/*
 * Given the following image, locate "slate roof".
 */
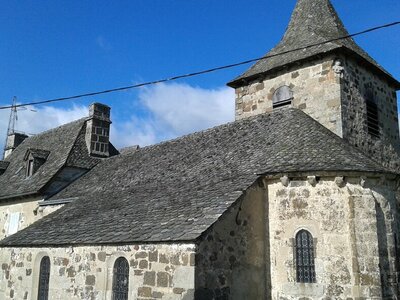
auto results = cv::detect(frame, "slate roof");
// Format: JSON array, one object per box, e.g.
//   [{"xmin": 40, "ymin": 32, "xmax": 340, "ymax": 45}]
[
  {"xmin": 0, "ymin": 119, "xmax": 101, "ymax": 200},
  {"xmin": 0, "ymin": 108, "xmax": 392, "ymax": 247},
  {"xmin": 228, "ymin": 0, "xmax": 399, "ymax": 88}
]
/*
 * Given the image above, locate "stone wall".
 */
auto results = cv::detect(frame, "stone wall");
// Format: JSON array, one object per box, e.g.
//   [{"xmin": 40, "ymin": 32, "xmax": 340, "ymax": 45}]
[
  {"xmin": 0, "ymin": 243, "xmax": 195, "ymax": 300},
  {"xmin": 234, "ymin": 54, "xmax": 400, "ymax": 170},
  {"xmin": 266, "ymin": 174, "xmax": 400, "ymax": 299},
  {"xmin": 341, "ymin": 56, "xmax": 400, "ymax": 170},
  {"xmin": 195, "ymin": 182, "xmax": 269, "ymax": 300},
  {"xmin": 234, "ymin": 55, "xmax": 343, "ymax": 136},
  {"xmin": 0, "ymin": 198, "xmax": 62, "ymax": 240}
]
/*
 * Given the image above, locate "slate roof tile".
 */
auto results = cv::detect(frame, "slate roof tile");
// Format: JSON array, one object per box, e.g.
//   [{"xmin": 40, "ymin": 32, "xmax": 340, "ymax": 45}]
[
  {"xmin": 0, "ymin": 108, "xmax": 393, "ymax": 247},
  {"xmin": 0, "ymin": 118, "xmax": 116, "ymax": 200},
  {"xmin": 0, "ymin": 119, "xmax": 87, "ymax": 199}
]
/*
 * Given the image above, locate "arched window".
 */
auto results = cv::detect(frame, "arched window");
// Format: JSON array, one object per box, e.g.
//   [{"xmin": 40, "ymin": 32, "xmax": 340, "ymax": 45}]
[
  {"xmin": 272, "ymin": 85, "xmax": 293, "ymax": 109},
  {"xmin": 37, "ymin": 256, "xmax": 50, "ymax": 300},
  {"xmin": 112, "ymin": 257, "xmax": 129, "ymax": 300},
  {"xmin": 295, "ymin": 230, "xmax": 316, "ymax": 283}
]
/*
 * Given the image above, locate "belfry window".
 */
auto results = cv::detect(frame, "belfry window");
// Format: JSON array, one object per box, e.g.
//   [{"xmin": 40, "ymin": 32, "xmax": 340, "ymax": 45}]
[
  {"xmin": 112, "ymin": 257, "xmax": 129, "ymax": 300},
  {"xmin": 273, "ymin": 85, "xmax": 293, "ymax": 109},
  {"xmin": 295, "ymin": 230, "xmax": 316, "ymax": 283},
  {"xmin": 37, "ymin": 256, "xmax": 50, "ymax": 300},
  {"xmin": 366, "ymin": 90, "xmax": 380, "ymax": 138}
]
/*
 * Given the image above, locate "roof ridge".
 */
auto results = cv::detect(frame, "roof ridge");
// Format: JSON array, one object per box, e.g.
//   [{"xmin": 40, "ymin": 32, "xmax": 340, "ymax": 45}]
[
  {"xmin": 121, "ymin": 109, "xmax": 284, "ymax": 156},
  {"xmin": 26, "ymin": 117, "xmax": 86, "ymax": 141}
]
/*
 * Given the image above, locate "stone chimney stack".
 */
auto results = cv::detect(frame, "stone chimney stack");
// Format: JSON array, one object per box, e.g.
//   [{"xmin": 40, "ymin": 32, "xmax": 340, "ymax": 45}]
[
  {"xmin": 4, "ymin": 133, "xmax": 28, "ymax": 159},
  {"xmin": 85, "ymin": 103, "xmax": 111, "ymax": 157}
]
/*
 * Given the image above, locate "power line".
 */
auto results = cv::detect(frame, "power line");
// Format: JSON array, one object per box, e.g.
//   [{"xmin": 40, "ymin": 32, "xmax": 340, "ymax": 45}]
[{"xmin": 0, "ymin": 21, "xmax": 399, "ymax": 111}]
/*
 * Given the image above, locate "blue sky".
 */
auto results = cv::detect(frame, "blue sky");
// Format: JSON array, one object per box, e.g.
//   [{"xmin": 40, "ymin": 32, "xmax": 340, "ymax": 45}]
[{"xmin": 0, "ymin": 0, "xmax": 399, "ymax": 151}]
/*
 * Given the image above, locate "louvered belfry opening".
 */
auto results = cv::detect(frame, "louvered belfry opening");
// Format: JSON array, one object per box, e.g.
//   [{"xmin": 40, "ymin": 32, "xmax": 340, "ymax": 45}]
[
  {"xmin": 37, "ymin": 256, "xmax": 50, "ymax": 300},
  {"xmin": 366, "ymin": 96, "xmax": 380, "ymax": 138},
  {"xmin": 295, "ymin": 230, "xmax": 316, "ymax": 283},
  {"xmin": 273, "ymin": 86, "xmax": 293, "ymax": 109},
  {"xmin": 112, "ymin": 257, "xmax": 129, "ymax": 300}
]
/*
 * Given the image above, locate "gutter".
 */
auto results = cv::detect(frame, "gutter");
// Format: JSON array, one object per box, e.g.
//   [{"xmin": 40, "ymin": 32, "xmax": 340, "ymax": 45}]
[{"xmin": 38, "ymin": 197, "xmax": 78, "ymax": 207}]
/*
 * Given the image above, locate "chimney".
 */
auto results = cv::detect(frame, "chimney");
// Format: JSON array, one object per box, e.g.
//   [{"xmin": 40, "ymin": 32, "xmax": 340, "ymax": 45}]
[
  {"xmin": 85, "ymin": 103, "xmax": 111, "ymax": 157},
  {"xmin": 4, "ymin": 133, "xmax": 28, "ymax": 159}
]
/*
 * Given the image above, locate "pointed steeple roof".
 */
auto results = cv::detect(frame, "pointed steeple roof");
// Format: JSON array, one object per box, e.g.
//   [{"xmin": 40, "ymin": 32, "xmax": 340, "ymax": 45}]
[{"xmin": 228, "ymin": 0, "xmax": 399, "ymax": 88}]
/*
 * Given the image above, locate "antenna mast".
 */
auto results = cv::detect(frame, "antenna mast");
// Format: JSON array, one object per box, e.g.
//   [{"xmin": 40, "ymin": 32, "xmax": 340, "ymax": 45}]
[
  {"xmin": 2, "ymin": 97, "xmax": 18, "ymax": 159},
  {"xmin": 7, "ymin": 96, "xmax": 18, "ymax": 136},
  {"xmin": 2, "ymin": 97, "xmax": 36, "ymax": 159}
]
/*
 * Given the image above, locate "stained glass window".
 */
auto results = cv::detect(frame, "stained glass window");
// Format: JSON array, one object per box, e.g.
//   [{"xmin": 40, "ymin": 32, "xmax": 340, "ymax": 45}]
[
  {"xmin": 112, "ymin": 257, "xmax": 129, "ymax": 300},
  {"xmin": 295, "ymin": 230, "xmax": 316, "ymax": 283},
  {"xmin": 37, "ymin": 256, "xmax": 50, "ymax": 300}
]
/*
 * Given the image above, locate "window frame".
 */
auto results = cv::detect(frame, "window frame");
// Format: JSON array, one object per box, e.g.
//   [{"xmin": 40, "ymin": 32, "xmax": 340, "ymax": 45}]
[
  {"xmin": 294, "ymin": 229, "xmax": 316, "ymax": 283},
  {"xmin": 112, "ymin": 257, "xmax": 130, "ymax": 300},
  {"xmin": 37, "ymin": 256, "xmax": 50, "ymax": 300},
  {"xmin": 26, "ymin": 159, "xmax": 34, "ymax": 177},
  {"xmin": 365, "ymin": 90, "xmax": 380, "ymax": 138},
  {"xmin": 272, "ymin": 85, "xmax": 293, "ymax": 109}
]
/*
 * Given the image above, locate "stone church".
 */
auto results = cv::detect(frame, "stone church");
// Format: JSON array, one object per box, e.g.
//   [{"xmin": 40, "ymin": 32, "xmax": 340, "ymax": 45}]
[{"xmin": 0, "ymin": 0, "xmax": 399, "ymax": 299}]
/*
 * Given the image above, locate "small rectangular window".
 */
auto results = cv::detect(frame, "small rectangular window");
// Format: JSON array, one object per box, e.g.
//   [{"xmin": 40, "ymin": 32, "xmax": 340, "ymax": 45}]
[
  {"xmin": 6, "ymin": 212, "xmax": 20, "ymax": 236},
  {"xmin": 27, "ymin": 159, "xmax": 34, "ymax": 177}
]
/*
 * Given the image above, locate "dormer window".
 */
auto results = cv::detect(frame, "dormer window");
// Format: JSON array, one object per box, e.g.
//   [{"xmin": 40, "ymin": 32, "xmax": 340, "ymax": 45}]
[
  {"xmin": 273, "ymin": 85, "xmax": 293, "ymax": 109},
  {"xmin": 24, "ymin": 148, "xmax": 50, "ymax": 177}
]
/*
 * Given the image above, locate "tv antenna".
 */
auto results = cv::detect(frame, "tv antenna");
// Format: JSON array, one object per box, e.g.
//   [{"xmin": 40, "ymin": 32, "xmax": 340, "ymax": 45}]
[{"xmin": 3, "ymin": 96, "xmax": 36, "ymax": 159}]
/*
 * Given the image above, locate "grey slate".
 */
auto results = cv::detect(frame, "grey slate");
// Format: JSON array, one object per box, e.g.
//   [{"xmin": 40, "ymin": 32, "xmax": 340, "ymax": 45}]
[
  {"xmin": 0, "ymin": 108, "xmax": 392, "ymax": 247},
  {"xmin": 228, "ymin": 0, "xmax": 399, "ymax": 88},
  {"xmin": 0, "ymin": 119, "xmax": 103, "ymax": 200},
  {"xmin": 24, "ymin": 149, "xmax": 50, "ymax": 160}
]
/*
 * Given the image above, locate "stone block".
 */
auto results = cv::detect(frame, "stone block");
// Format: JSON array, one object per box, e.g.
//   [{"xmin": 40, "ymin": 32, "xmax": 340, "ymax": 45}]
[
  {"xmin": 85, "ymin": 275, "xmax": 96, "ymax": 286},
  {"xmin": 138, "ymin": 287, "xmax": 152, "ymax": 297},
  {"xmin": 152, "ymin": 291, "xmax": 164, "ymax": 298},
  {"xmin": 157, "ymin": 272, "xmax": 170, "ymax": 287},
  {"xmin": 135, "ymin": 251, "xmax": 148, "ymax": 259},
  {"xmin": 144, "ymin": 271, "xmax": 156, "ymax": 286},
  {"xmin": 159, "ymin": 254, "xmax": 169, "ymax": 264},
  {"xmin": 97, "ymin": 252, "xmax": 106, "ymax": 262},
  {"xmin": 139, "ymin": 260, "xmax": 148, "ymax": 269},
  {"xmin": 148, "ymin": 251, "xmax": 158, "ymax": 262}
]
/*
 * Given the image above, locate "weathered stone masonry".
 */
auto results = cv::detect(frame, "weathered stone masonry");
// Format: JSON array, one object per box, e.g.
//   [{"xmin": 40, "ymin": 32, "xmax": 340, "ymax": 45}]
[
  {"xmin": 0, "ymin": 198, "xmax": 61, "ymax": 241},
  {"xmin": 195, "ymin": 183, "xmax": 268, "ymax": 300},
  {"xmin": 234, "ymin": 54, "xmax": 342, "ymax": 136},
  {"xmin": 340, "ymin": 56, "xmax": 400, "ymax": 170},
  {"xmin": 234, "ymin": 54, "xmax": 400, "ymax": 170},
  {"xmin": 266, "ymin": 174, "xmax": 400, "ymax": 299},
  {"xmin": 0, "ymin": 244, "xmax": 196, "ymax": 300}
]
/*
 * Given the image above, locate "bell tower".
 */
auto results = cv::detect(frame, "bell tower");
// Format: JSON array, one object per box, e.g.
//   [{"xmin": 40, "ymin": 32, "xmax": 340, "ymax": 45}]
[{"xmin": 228, "ymin": 0, "xmax": 400, "ymax": 170}]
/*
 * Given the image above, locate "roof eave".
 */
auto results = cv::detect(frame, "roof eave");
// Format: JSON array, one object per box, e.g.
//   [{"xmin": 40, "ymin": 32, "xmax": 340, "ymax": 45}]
[
  {"xmin": 0, "ymin": 191, "xmax": 40, "ymax": 202},
  {"xmin": 227, "ymin": 48, "xmax": 400, "ymax": 90}
]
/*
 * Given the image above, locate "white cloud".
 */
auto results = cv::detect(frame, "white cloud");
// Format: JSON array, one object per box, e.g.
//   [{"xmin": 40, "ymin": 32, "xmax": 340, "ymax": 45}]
[
  {"xmin": 110, "ymin": 83, "xmax": 234, "ymax": 148},
  {"xmin": 0, "ymin": 83, "xmax": 235, "ymax": 155},
  {"xmin": 0, "ymin": 104, "xmax": 88, "ymax": 155}
]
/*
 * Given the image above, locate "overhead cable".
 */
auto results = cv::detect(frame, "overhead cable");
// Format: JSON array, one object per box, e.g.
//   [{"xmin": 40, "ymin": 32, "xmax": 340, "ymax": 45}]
[{"xmin": 0, "ymin": 21, "xmax": 399, "ymax": 110}]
